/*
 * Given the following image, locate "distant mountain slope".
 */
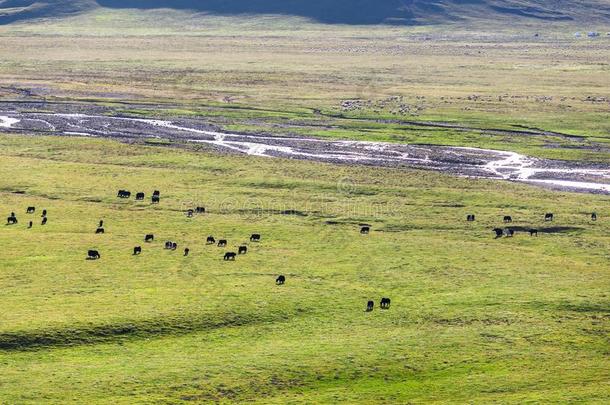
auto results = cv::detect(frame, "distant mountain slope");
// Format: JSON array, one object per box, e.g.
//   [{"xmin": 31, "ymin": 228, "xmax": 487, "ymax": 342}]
[
  {"xmin": 1, "ymin": 0, "xmax": 609, "ymax": 25},
  {"xmin": 0, "ymin": 0, "xmax": 95, "ymax": 24}
]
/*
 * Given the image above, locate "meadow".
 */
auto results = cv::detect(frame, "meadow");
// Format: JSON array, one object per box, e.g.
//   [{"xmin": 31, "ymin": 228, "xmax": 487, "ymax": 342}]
[
  {"xmin": 0, "ymin": 134, "xmax": 608, "ymax": 403},
  {"xmin": 0, "ymin": 7, "xmax": 608, "ymax": 403}
]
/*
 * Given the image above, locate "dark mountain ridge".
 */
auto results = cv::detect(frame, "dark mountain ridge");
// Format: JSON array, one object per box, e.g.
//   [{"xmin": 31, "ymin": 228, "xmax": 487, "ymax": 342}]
[{"xmin": 1, "ymin": 0, "xmax": 609, "ymax": 25}]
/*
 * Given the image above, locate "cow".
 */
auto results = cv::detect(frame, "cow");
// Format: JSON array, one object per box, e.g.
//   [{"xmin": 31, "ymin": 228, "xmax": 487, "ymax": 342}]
[
  {"xmin": 360, "ymin": 226, "xmax": 370, "ymax": 234},
  {"xmin": 224, "ymin": 252, "xmax": 237, "ymax": 261},
  {"xmin": 145, "ymin": 234, "xmax": 154, "ymax": 242},
  {"xmin": 545, "ymin": 213, "xmax": 554, "ymax": 221},
  {"xmin": 366, "ymin": 300, "xmax": 374, "ymax": 312},
  {"xmin": 529, "ymin": 229, "xmax": 538, "ymax": 237},
  {"xmin": 6, "ymin": 216, "xmax": 17, "ymax": 225},
  {"xmin": 186, "ymin": 209, "xmax": 194, "ymax": 218},
  {"xmin": 276, "ymin": 275, "xmax": 286, "ymax": 285},
  {"xmin": 41, "ymin": 217, "xmax": 47, "ymax": 226},
  {"xmin": 195, "ymin": 207, "xmax": 205, "ymax": 214},
  {"xmin": 466, "ymin": 214, "xmax": 475, "ymax": 222},
  {"xmin": 206, "ymin": 236, "xmax": 216, "ymax": 245},
  {"xmin": 493, "ymin": 228, "xmax": 504, "ymax": 238},
  {"xmin": 250, "ymin": 234, "xmax": 261, "ymax": 242},
  {"xmin": 133, "ymin": 246, "xmax": 142, "ymax": 255},
  {"xmin": 503, "ymin": 216, "xmax": 512, "ymax": 223},
  {"xmin": 41, "ymin": 209, "xmax": 47, "ymax": 217},
  {"xmin": 591, "ymin": 213, "xmax": 597, "ymax": 221},
  {"xmin": 87, "ymin": 250, "xmax": 101, "ymax": 260},
  {"xmin": 151, "ymin": 195, "xmax": 160, "ymax": 204},
  {"xmin": 380, "ymin": 298, "xmax": 391, "ymax": 309},
  {"xmin": 117, "ymin": 190, "xmax": 131, "ymax": 199},
  {"xmin": 96, "ymin": 227, "xmax": 105, "ymax": 234},
  {"xmin": 184, "ymin": 248, "xmax": 190, "ymax": 257},
  {"xmin": 238, "ymin": 246, "xmax": 248, "ymax": 255},
  {"xmin": 135, "ymin": 192, "xmax": 145, "ymax": 201},
  {"xmin": 26, "ymin": 207, "xmax": 35, "ymax": 214},
  {"xmin": 505, "ymin": 229, "xmax": 515, "ymax": 237},
  {"xmin": 217, "ymin": 240, "xmax": 227, "ymax": 247}
]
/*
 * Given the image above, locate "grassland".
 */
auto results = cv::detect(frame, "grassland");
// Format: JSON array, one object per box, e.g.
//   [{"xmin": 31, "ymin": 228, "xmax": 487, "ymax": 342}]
[
  {"xmin": 0, "ymin": 9, "xmax": 609, "ymax": 161},
  {"xmin": 0, "ymin": 8, "xmax": 608, "ymax": 403},
  {"xmin": 0, "ymin": 134, "xmax": 608, "ymax": 403}
]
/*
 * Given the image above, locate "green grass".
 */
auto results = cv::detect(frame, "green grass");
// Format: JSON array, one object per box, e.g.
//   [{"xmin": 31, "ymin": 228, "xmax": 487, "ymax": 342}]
[{"xmin": 0, "ymin": 134, "xmax": 608, "ymax": 403}]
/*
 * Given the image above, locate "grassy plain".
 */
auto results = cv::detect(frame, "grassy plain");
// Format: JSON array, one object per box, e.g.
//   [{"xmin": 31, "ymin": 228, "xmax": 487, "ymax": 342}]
[
  {"xmin": 0, "ymin": 134, "xmax": 608, "ymax": 403},
  {"xmin": 0, "ymin": 8, "xmax": 608, "ymax": 403}
]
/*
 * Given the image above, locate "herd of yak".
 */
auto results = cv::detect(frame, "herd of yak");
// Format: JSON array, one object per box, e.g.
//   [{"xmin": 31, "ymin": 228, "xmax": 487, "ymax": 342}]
[
  {"xmin": 466, "ymin": 212, "xmax": 598, "ymax": 238},
  {"xmin": 4, "ymin": 189, "xmax": 602, "ymax": 312}
]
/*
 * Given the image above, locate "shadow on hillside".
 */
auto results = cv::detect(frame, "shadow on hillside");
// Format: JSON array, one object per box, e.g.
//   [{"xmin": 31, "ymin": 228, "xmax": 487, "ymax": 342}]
[
  {"xmin": 0, "ymin": 309, "xmax": 303, "ymax": 351},
  {"xmin": 95, "ymin": 0, "xmax": 428, "ymax": 25}
]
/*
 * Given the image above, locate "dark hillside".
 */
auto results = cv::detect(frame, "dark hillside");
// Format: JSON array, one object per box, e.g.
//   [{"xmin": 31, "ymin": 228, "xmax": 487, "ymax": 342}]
[{"xmin": 1, "ymin": 0, "xmax": 609, "ymax": 25}]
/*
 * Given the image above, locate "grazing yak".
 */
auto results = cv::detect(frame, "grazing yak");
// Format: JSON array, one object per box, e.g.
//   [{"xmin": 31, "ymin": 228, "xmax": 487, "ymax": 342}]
[
  {"xmin": 145, "ymin": 234, "xmax": 154, "ymax": 242},
  {"xmin": 28, "ymin": 221, "xmax": 33, "ymax": 229},
  {"xmin": 7, "ymin": 215, "xmax": 17, "ymax": 225},
  {"xmin": 195, "ymin": 207, "xmax": 205, "ymax": 214},
  {"xmin": 41, "ymin": 217, "xmax": 48, "ymax": 226},
  {"xmin": 217, "ymin": 239, "xmax": 227, "ymax": 247},
  {"xmin": 26, "ymin": 206, "xmax": 35, "ymax": 214},
  {"xmin": 186, "ymin": 209, "xmax": 194, "ymax": 218},
  {"xmin": 87, "ymin": 250, "xmax": 101, "ymax": 260},
  {"xmin": 206, "ymin": 236, "xmax": 216, "ymax": 245},
  {"xmin": 164, "ymin": 242, "xmax": 178, "ymax": 250},
  {"xmin": 184, "ymin": 248, "xmax": 190, "ymax": 257},
  {"xmin": 380, "ymin": 298, "xmax": 391, "ymax": 309},
  {"xmin": 224, "ymin": 252, "xmax": 237, "ymax": 261},
  {"xmin": 276, "ymin": 275, "xmax": 286, "ymax": 285},
  {"xmin": 466, "ymin": 214, "xmax": 475, "ymax": 222},
  {"xmin": 117, "ymin": 190, "xmax": 131, "ymax": 199},
  {"xmin": 360, "ymin": 226, "xmax": 370, "ymax": 234},
  {"xmin": 135, "ymin": 192, "xmax": 145, "ymax": 201},
  {"xmin": 493, "ymin": 228, "xmax": 504, "ymax": 238},
  {"xmin": 41, "ymin": 209, "xmax": 47, "ymax": 217},
  {"xmin": 503, "ymin": 216, "xmax": 512, "ymax": 223},
  {"xmin": 133, "ymin": 246, "xmax": 142, "ymax": 255},
  {"xmin": 505, "ymin": 229, "xmax": 515, "ymax": 237},
  {"xmin": 96, "ymin": 227, "xmax": 105, "ymax": 234},
  {"xmin": 545, "ymin": 213, "xmax": 554, "ymax": 221},
  {"xmin": 592, "ymin": 213, "xmax": 597, "ymax": 221},
  {"xmin": 238, "ymin": 246, "xmax": 248, "ymax": 255},
  {"xmin": 366, "ymin": 300, "xmax": 374, "ymax": 312},
  {"xmin": 99, "ymin": 220, "xmax": 104, "ymax": 227},
  {"xmin": 151, "ymin": 195, "xmax": 160, "ymax": 204},
  {"xmin": 529, "ymin": 229, "xmax": 538, "ymax": 237},
  {"xmin": 250, "ymin": 234, "xmax": 261, "ymax": 242},
  {"xmin": 153, "ymin": 190, "xmax": 160, "ymax": 197}
]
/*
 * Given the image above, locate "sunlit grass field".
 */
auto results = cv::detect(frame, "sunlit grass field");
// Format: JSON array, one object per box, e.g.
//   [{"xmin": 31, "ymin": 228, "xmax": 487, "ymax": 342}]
[{"xmin": 0, "ymin": 134, "xmax": 608, "ymax": 403}]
